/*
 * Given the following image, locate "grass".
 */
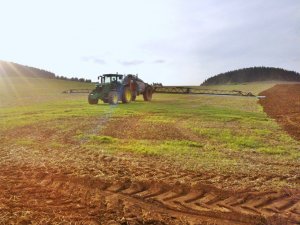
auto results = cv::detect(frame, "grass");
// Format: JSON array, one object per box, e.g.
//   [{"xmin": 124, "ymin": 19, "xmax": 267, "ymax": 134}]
[
  {"xmin": 0, "ymin": 76, "xmax": 299, "ymax": 189},
  {"xmin": 199, "ymin": 81, "xmax": 291, "ymax": 95}
]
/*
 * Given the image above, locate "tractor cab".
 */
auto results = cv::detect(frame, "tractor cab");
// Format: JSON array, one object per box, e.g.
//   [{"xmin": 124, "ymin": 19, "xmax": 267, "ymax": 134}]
[{"xmin": 98, "ymin": 74, "xmax": 123, "ymax": 84}]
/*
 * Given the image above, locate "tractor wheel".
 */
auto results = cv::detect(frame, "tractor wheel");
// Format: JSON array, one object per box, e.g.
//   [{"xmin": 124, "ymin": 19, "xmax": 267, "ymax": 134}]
[
  {"xmin": 131, "ymin": 95, "xmax": 136, "ymax": 101},
  {"xmin": 143, "ymin": 86, "xmax": 153, "ymax": 101},
  {"xmin": 131, "ymin": 91, "xmax": 137, "ymax": 101},
  {"xmin": 122, "ymin": 86, "xmax": 132, "ymax": 103},
  {"xmin": 88, "ymin": 97, "xmax": 98, "ymax": 104},
  {"xmin": 108, "ymin": 91, "xmax": 118, "ymax": 105}
]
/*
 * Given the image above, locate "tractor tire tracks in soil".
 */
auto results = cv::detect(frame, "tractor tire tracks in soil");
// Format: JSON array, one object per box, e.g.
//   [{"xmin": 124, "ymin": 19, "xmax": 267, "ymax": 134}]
[{"xmin": 0, "ymin": 165, "xmax": 299, "ymax": 224}]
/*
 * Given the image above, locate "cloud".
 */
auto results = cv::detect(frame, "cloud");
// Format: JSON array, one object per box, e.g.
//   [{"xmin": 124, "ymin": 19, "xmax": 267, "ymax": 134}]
[
  {"xmin": 153, "ymin": 59, "xmax": 165, "ymax": 64},
  {"xmin": 118, "ymin": 60, "xmax": 144, "ymax": 66},
  {"xmin": 93, "ymin": 58, "xmax": 106, "ymax": 65},
  {"xmin": 81, "ymin": 56, "xmax": 106, "ymax": 65}
]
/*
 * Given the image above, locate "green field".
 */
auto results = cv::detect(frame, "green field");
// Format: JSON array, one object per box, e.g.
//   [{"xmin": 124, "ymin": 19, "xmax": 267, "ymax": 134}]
[{"xmin": 0, "ymin": 76, "xmax": 299, "ymax": 191}]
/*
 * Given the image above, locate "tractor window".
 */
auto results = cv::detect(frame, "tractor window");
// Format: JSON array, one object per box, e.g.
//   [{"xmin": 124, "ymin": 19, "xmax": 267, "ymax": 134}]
[
  {"xmin": 111, "ymin": 76, "xmax": 121, "ymax": 82},
  {"xmin": 101, "ymin": 75, "xmax": 123, "ymax": 83},
  {"xmin": 102, "ymin": 77, "xmax": 111, "ymax": 83}
]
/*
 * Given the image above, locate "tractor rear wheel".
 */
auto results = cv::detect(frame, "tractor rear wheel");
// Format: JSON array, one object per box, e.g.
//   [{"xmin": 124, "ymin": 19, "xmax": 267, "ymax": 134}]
[
  {"xmin": 131, "ymin": 91, "xmax": 137, "ymax": 101},
  {"xmin": 143, "ymin": 86, "xmax": 153, "ymax": 101},
  {"xmin": 122, "ymin": 86, "xmax": 132, "ymax": 103},
  {"xmin": 108, "ymin": 91, "xmax": 118, "ymax": 105}
]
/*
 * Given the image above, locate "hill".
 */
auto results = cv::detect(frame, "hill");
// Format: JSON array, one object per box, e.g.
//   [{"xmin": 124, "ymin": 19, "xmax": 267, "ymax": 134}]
[
  {"xmin": 0, "ymin": 60, "xmax": 56, "ymax": 79},
  {"xmin": 0, "ymin": 60, "xmax": 91, "ymax": 82},
  {"xmin": 0, "ymin": 62, "xmax": 94, "ymax": 107},
  {"xmin": 201, "ymin": 67, "xmax": 300, "ymax": 85}
]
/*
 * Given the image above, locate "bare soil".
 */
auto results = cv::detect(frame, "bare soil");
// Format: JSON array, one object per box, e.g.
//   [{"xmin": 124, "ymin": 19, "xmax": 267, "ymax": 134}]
[
  {"xmin": 100, "ymin": 116, "xmax": 193, "ymax": 141},
  {"xmin": 259, "ymin": 84, "xmax": 300, "ymax": 141},
  {"xmin": 0, "ymin": 142, "xmax": 299, "ymax": 224},
  {"xmin": 1, "ymin": 159, "xmax": 299, "ymax": 225}
]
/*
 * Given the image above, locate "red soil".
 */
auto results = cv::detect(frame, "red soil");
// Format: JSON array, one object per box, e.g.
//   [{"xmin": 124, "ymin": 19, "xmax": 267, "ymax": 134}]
[{"xmin": 259, "ymin": 84, "xmax": 300, "ymax": 141}]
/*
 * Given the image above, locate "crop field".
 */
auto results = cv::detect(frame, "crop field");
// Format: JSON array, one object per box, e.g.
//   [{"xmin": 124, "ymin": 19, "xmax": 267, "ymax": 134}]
[{"xmin": 0, "ymin": 76, "xmax": 299, "ymax": 224}]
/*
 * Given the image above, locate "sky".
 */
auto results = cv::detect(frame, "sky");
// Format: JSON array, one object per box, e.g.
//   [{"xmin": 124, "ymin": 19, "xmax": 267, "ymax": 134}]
[{"xmin": 0, "ymin": 0, "xmax": 299, "ymax": 85}]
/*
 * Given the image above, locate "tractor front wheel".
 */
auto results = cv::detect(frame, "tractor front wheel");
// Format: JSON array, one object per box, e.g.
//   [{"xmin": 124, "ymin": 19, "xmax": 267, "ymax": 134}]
[
  {"xmin": 108, "ymin": 91, "xmax": 118, "ymax": 105},
  {"xmin": 88, "ymin": 97, "xmax": 98, "ymax": 104},
  {"xmin": 143, "ymin": 86, "xmax": 153, "ymax": 101},
  {"xmin": 122, "ymin": 86, "xmax": 132, "ymax": 103}
]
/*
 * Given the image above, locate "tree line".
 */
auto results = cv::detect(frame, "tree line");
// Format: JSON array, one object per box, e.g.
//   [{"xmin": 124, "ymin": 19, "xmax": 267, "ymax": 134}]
[
  {"xmin": 55, "ymin": 76, "xmax": 92, "ymax": 83},
  {"xmin": 201, "ymin": 67, "xmax": 300, "ymax": 85}
]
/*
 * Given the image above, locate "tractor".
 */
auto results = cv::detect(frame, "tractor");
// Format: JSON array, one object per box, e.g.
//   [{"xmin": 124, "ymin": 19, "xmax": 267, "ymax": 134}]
[{"xmin": 88, "ymin": 73, "xmax": 153, "ymax": 105}]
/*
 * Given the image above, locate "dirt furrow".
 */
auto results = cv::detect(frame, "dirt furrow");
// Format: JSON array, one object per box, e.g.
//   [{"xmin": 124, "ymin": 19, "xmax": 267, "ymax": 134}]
[{"xmin": 1, "ymin": 165, "xmax": 299, "ymax": 224}]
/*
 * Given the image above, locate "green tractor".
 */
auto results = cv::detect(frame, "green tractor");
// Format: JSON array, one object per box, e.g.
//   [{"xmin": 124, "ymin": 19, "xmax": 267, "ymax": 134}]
[{"xmin": 88, "ymin": 73, "xmax": 153, "ymax": 105}]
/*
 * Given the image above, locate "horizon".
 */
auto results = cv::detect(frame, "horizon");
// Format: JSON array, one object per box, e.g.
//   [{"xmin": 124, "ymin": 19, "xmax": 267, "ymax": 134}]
[
  {"xmin": 0, "ymin": 0, "xmax": 299, "ymax": 85},
  {"xmin": 2, "ymin": 59, "xmax": 300, "ymax": 86}
]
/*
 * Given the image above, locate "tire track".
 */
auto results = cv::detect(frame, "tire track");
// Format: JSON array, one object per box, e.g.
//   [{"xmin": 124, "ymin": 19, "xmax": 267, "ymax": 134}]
[
  {"xmin": 28, "ymin": 171, "xmax": 300, "ymax": 224},
  {"xmin": 1, "ymin": 164, "xmax": 300, "ymax": 224},
  {"xmin": 1, "ymin": 156, "xmax": 300, "ymax": 225}
]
